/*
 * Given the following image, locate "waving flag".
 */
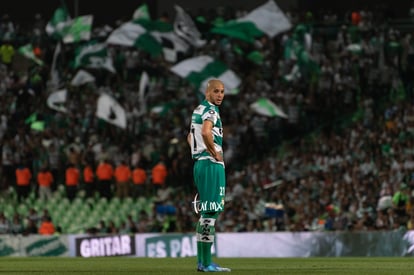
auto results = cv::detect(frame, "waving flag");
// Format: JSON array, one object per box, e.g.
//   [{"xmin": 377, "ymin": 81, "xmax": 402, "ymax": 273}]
[
  {"xmin": 46, "ymin": 7, "xmax": 71, "ymax": 39},
  {"xmin": 50, "ymin": 42, "xmax": 62, "ymax": 89},
  {"xmin": 250, "ymin": 98, "xmax": 287, "ymax": 118},
  {"xmin": 138, "ymin": 71, "xmax": 149, "ymax": 115},
  {"xmin": 96, "ymin": 94, "xmax": 126, "ymax": 129},
  {"xmin": 107, "ymin": 21, "xmax": 148, "ymax": 46},
  {"xmin": 18, "ymin": 44, "xmax": 43, "ymax": 66},
  {"xmin": 212, "ymin": 0, "xmax": 291, "ymax": 42},
  {"xmin": 71, "ymin": 69, "xmax": 96, "ymax": 86},
  {"xmin": 47, "ymin": 89, "xmax": 68, "ymax": 113},
  {"xmin": 211, "ymin": 21, "xmax": 264, "ymax": 43},
  {"xmin": 133, "ymin": 4, "xmax": 151, "ymax": 20},
  {"xmin": 170, "ymin": 55, "xmax": 240, "ymax": 93},
  {"xmin": 284, "ymin": 24, "xmax": 320, "ymax": 79},
  {"xmin": 150, "ymin": 30, "xmax": 189, "ymax": 62},
  {"xmin": 174, "ymin": 5, "xmax": 206, "ymax": 48},
  {"xmin": 62, "ymin": 15, "xmax": 93, "ymax": 44},
  {"xmin": 238, "ymin": 0, "xmax": 291, "ymax": 37},
  {"xmin": 74, "ymin": 43, "xmax": 115, "ymax": 73},
  {"xmin": 107, "ymin": 19, "xmax": 189, "ymax": 62},
  {"xmin": 150, "ymin": 103, "xmax": 173, "ymax": 116}
]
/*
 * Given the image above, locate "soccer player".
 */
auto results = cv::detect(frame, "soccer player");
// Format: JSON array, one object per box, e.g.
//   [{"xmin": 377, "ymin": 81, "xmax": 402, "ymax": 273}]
[{"xmin": 187, "ymin": 79, "xmax": 231, "ymax": 272}]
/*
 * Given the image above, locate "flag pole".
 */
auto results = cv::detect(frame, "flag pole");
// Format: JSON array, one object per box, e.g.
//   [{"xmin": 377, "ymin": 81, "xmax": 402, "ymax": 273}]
[
  {"xmin": 74, "ymin": 0, "xmax": 79, "ymax": 17},
  {"xmin": 59, "ymin": 0, "xmax": 70, "ymax": 15}
]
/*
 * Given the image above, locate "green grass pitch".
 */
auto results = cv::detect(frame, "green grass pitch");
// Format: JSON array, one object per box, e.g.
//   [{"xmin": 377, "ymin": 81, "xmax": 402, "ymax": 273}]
[{"xmin": 1, "ymin": 257, "xmax": 414, "ymax": 274}]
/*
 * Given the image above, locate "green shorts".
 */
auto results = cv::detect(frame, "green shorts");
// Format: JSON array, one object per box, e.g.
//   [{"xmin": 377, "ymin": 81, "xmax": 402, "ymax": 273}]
[{"xmin": 193, "ymin": 159, "xmax": 226, "ymax": 213}]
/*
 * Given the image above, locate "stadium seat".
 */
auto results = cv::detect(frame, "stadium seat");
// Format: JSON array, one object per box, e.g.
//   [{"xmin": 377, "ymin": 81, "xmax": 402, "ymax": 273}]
[
  {"xmin": 4, "ymin": 204, "xmax": 15, "ymax": 219},
  {"xmin": 17, "ymin": 203, "xmax": 28, "ymax": 216}
]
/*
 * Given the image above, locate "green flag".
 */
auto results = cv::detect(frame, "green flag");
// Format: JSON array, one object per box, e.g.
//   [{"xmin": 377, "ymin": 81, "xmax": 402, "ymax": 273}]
[
  {"xmin": 107, "ymin": 19, "xmax": 189, "ymax": 62},
  {"xmin": 283, "ymin": 24, "xmax": 319, "ymax": 80},
  {"xmin": 18, "ymin": 44, "xmax": 44, "ymax": 66},
  {"xmin": 211, "ymin": 0, "xmax": 291, "ymax": 43},
  {"xmin": 170, "ymin": 55, "xmax": 240, "ymax": 93},
  {"xmin": 247, "ymin": 50, "xmax": 264, "ymax": 65},
  {"xmin": 74, "ymin": 42, "xmax": 115, "ymax": 73},
  {"xmin": 62, "ymin": 15, "xmax": 93, "ymax": 44},
  {"xmin": 107, "ymin": 20, "xmax": 166, "ymax": 58},
  {"xmin": 211, "ymin": 21, "xmax": 263, "ymax": 43},
  {"xmin": 31, "ymin": 121, "xmax": 45, "ymax": 131},
  {"xmin": 132, "ymin": 4, "xmax": 151, "ymax": 20},
  {"xmin": 25, "ymin": 113, "xmax": 37, "ymax": 124},
  {"xmin": 46, "ymin": 7, "xmax": 71, "ymax": 40},
  {"xmin": 25, "ymin": 112, "xmax": 45, "ymax": 131}
]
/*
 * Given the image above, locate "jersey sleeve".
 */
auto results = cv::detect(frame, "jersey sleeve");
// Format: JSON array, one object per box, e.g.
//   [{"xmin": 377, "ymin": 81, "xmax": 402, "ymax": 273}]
[{"xmin": 202, "ymin": 108, "xmax": 218, "ymax": 124}]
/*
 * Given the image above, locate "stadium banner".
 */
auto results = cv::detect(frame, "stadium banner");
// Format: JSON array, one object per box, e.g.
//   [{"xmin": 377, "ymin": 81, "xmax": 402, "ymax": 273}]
[
  {"xmin": 217, "ymin": 231, "xmax": 411, "ymax": 257},
  {"xmin": 0, "ymin": 235, "xmax": 69, "ymax": 256},
  {"xmin": 73, "ymin": 234, "xmax": 136, "ymax": 257},
  {"xmin": 0, "ymin": 235, "xmax": 20, "ymax": 256},
  {"xmin": 2, "ymin": 231, "xmax": 414, "ymax": 257},
  {"xmin": 135, "ymin": 233, "xmax": 216, "ymax": 257}
]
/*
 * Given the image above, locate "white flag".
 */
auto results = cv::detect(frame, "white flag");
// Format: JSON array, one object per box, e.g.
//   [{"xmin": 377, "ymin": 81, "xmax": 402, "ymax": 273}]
[
  {"xmin": 150, "ymin": 105, "xmax": 165, "ymax": 114},
  {"xmin": 150, "ymin": 104, "xmax": 171, "ymax": 116},
  {"xmin": 346, "ymin": 43, "xmax": 362, "ymax": 53},
  {"xmin": 138, "ymin": 71, "xmax": 149, "ymax": 115},
  {"xmin": 71, "ymin": 69, "xmax": 95, "ymax": 86},
  {"xmin": 237, "ymin": 0, "xmax": 291, "ymax": 38},
  {"xmin": 50, "ymin": 42, "xmax": 61, "ymax": 89},
  {"xmin": 96, "ymin": 93, "xmax": 127, "ymax": 129},
  {"xmin": 174, "ymin": 5, "xmax": 206, "ymax": 48},
  {"xmin": 250, "ymin": 98, "xmax": 287, "ymax": 118},
  {"xmin": 283, "ymin": 64, "xmax": 301, "ymax": 82},
  {"xmin": 47, "ymin": 89, "xmax": 67, "ymax": 113},
  {"xmin": 106, "ymin": 21, "xmax": 147, "ymax": 47}
]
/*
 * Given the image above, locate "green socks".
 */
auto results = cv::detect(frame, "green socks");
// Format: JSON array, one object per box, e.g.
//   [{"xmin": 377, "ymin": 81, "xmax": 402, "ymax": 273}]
[{"xmin": 196, "ymin": 213, "xmax": 218, "ymax": 267}]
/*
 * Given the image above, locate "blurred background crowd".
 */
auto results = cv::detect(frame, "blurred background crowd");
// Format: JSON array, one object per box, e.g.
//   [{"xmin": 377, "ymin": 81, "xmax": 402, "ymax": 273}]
[{"xmin": 1, "ymin": 0, "xmax": 414, "ymax": 236}]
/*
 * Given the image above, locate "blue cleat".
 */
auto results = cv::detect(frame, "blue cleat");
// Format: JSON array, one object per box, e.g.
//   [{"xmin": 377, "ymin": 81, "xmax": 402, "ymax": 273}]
[
  {"xmin": 197, "ymin": 263, "xmax": 231, "ymax": 272},
  {"xmin": 197, "ymin": 262, "xmax": 219, "ymax": 271}
]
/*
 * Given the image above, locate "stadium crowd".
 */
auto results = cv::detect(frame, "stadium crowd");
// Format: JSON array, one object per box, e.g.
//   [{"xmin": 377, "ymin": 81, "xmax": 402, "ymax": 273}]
[{"xmin": 1, "ymin": 2, "xmax": 414, "ymax": 235}]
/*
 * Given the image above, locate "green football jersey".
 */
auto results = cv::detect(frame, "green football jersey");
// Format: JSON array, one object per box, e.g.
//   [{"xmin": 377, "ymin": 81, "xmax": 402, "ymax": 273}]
[{"xmin": 189, "ymin": 100, "xmax": 223, "ymax": 164}]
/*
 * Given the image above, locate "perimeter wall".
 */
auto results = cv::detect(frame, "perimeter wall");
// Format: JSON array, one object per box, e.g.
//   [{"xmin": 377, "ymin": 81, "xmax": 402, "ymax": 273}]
[{"xmin": 1, "ymin": 231, "xmax": 413, "ymax": 257}]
